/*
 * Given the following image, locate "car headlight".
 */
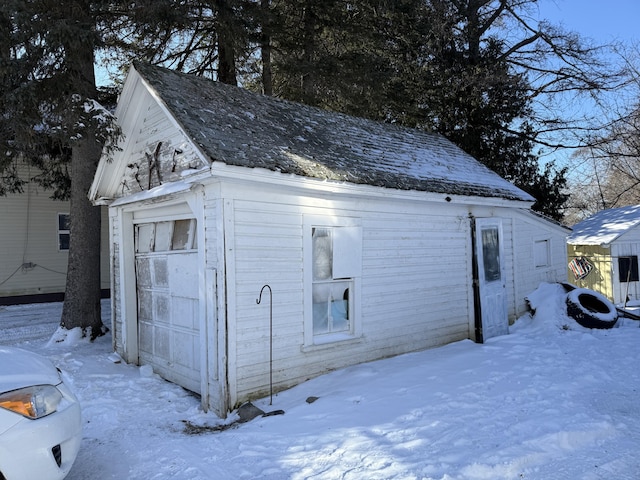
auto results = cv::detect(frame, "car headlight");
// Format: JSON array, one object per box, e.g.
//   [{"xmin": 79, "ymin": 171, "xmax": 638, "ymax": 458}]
[{"xmin": 0, "ymin": 385, "xmax": 63, "ymax": 419}]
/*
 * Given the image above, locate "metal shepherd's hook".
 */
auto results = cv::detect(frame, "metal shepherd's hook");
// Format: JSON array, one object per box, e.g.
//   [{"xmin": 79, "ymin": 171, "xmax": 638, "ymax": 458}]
[{"xmin": 256, "ymin": 284, "xmax": 273, "ymax": 405}]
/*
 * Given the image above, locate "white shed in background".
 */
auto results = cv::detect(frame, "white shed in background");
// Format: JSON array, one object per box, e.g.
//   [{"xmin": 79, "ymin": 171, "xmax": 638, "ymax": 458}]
[{"xmin": 567, "ymin": 205, "xmax": 640, "ymax": 304}]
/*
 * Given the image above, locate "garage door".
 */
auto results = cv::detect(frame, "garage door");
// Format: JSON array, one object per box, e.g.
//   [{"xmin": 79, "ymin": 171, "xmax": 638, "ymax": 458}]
[{"xmin": 135, "ymin": 219, "xmax": 201, "ymax": 393}]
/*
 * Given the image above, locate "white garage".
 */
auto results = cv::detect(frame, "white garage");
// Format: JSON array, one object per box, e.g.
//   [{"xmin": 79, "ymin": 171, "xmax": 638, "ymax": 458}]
[{"xmin": 90, "ymin": 62, "xmax": 568, "ymax": 417}]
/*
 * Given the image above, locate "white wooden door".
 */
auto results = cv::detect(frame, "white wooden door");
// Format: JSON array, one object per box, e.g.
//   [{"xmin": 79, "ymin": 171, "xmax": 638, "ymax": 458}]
[
  {"xmin": 135, "ymin": 221, "xmax": 201, "ymax": 394},
  {"xmin": 474, "ymin": 218, "xmax": 508, "ymax": 341}
]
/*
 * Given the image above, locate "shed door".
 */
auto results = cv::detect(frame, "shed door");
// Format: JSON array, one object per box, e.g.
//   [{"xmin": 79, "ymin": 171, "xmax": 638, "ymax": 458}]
[
  {"xmin": 474, "ymin": 218, "xmax": 508, "ymax": 342},
  {"xmin": 135, "ymin": 220, "xmax": 201, "ymax": 393}
]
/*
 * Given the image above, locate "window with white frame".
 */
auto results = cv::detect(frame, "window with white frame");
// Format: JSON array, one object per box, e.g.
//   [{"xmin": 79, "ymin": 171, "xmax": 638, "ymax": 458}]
[
  {"xmin": 306, "ymin": 219, "xmax": 362, "ymax": 344},
  {"xmin": 618, "ymin": 256, "xmax": 639, "ymax": 282},
  {"xmin": 533, "ymin": 238, "xmax": 551, "ymax": 268},
  {"xmin": 58, "ymin": 213, "xmax": 70, "ymax": 251}
]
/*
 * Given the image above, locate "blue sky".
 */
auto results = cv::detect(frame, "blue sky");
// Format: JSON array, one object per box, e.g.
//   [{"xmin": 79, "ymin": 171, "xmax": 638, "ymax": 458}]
[
  {"xmin": 530, "ymin": 1, "xmax": 639, "ymax": 173},
  {"xmin": 537, "ymin": 0, "xmax": 639, "ymax": 44}
]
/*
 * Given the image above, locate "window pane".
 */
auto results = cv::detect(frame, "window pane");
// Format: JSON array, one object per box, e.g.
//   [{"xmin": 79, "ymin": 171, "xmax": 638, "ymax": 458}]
[
  {"xmin": 59, "ymin": 233, "xmax": 70, "ymax": 251},
  {"xmin": 136, "ymin": 224, "xmax": 155, "ymax": 253},
  {"xmin": 154, "ymin": 221, "xmax": 172, "ymax": 252},
  {"xmin": 482, "ymin": 227, "xmax": 501, "ymax": 282},
  {"xmin": 312, "ymin": 281, "xmax": 350, "ymax": 335},
  {"xmin": 58, "ymin": 213, "xmax": 70, "ymax": 231},
  {"xmin": 312, "ymin": 227, "xmax": 332, "ymax": 280},
  {"xmin": 312, "ymin": 283, "xmax": 330, "ymax": 334},
  {"xmin": 333, "ymin": 226, "xmax": 363, "ymax": 278},
  {"xmin": 171, "ymin": 219, "xmax": 193, "ymax": 250},
  {"xmin": 619, "ymin": 256, "xmax": 639, "ymax": 282},
  {"xmin": 329, "ymin": 281, "xmax": 350, "ymax": 333}
]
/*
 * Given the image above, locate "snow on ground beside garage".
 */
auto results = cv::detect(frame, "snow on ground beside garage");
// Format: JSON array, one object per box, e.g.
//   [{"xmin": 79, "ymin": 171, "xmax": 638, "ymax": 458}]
[{"xmin": 1, "ymin": 282, "xmax": 640, "ymax": 480}]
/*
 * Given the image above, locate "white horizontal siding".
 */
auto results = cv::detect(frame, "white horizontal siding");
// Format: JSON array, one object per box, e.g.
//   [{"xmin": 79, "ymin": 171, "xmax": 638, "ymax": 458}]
[
  {"xmin": 512, "ymin": 212, "xmax": 568, "ymax": 316},
  {"xmin": 502, "ymin": 217, "xmax": 516, "ymax": 320},
  {"xmin": 230, "ymin": 200, "xmax": 304, "ymax": 402},
  {"xmin": 117, "ymin": 98, "xmax": 206, "ymax": 197},
  {"xmin": 360, "ymin": 213, "xmax": 471, "ymax": 362},
  {"xmin": 1, "ymin": 160, "xmax": 110, "ymax": 298},
  {"xmin": 226, "ymin": 190, "xmax": 473, "ymax": 405}
]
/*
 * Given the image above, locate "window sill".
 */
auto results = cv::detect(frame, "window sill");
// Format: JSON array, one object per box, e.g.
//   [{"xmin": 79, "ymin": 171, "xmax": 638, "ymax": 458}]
[{"xmin": 301, "ymin": 333, "xmax": 363, "ymax": 353}]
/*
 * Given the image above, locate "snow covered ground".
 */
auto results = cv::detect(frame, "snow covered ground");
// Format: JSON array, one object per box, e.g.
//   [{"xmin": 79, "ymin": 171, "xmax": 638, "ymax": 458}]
[{"xmin": 1, "ymin": 282, "xmax": 640, "ymax": 480}]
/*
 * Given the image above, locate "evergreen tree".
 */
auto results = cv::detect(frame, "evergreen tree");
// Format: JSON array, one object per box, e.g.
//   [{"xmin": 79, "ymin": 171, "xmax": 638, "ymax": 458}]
[
  {"xmin": 265, "ymin": 0, "xmax": 587, "ymax": 220},
  {"xmin": 99, "ymin": 0, "xmax": 256, "ymax": 85},
  {"xmin": 0, "ymin": 0, "xmax": 121, "ymax": 339}
]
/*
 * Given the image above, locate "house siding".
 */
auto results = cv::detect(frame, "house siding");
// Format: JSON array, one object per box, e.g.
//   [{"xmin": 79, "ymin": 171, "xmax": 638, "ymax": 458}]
[
  {"xmin": 1, "ymin": 159, "xmax": 110, "ymax": 301},
  {"xmin": 567, "ymin": 244, "xmax": 612, "ymax": 300},
  {"xmin": 221, "ymin": 183, "xmax": 474, "ymax": 406},
  {"xmin": 107, "ymin": 176, "xmax": 570, "ymax": 413},
  {"xmin": 512, "ymin": 212, "xmax": 569, "ymax": 316},
  {"xmin": 502, "ymin": 217, "xmax": 516, "ymax": 320},
  {"xmin": 227, "ymin": 197, "xmax": 305, "ymax": 403},
  {"xmin": 610, "ymin": 231, "xmax": 640, "ymax": 303},
  {"xmin": 0, "ymin": 183, "xmax": 68, "ymax": 297},
  {"xmin": 115, "ymin": 94, "xmax": 207, "ymax": 198},
  {"xmin": 361, "ymin": 211, "xmax": 472, "ymax": 353}
]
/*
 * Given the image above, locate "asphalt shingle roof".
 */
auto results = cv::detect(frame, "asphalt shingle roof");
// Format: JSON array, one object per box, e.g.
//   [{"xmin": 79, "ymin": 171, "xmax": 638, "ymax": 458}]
[{"xmin": 134, "ymin": 62, "xmax": 533, "ymax": 202}]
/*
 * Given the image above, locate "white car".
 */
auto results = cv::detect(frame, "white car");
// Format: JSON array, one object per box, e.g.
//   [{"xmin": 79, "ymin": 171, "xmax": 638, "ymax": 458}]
[{"xmin": 0, "ymin": 347, "xmax": 81, "ymax": 480}]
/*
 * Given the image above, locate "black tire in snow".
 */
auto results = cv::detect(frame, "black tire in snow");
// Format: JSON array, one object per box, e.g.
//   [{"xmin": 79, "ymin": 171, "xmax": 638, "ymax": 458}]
[{"xmin": 566, "ymin": 288, "xmax": 618, "ymax": 329}]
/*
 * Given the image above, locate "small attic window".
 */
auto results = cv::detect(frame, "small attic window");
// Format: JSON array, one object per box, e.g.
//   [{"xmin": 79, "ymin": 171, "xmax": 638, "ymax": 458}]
[{"xmin": 618, "ymin": 256, "xmax": 639, "ymax": 282}]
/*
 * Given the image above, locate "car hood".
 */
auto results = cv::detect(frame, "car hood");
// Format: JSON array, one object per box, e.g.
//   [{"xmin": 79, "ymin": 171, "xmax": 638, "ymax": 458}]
[{"xmin": 0, "ymin": 346, "xmax": 61, "ymax": 393}]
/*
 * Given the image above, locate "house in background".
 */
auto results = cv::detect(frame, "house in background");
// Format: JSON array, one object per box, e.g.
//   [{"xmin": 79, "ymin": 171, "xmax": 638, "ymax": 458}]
[
  {"xmin": 89, "ymin": 62, "xmax": 569, "ymax": 417},
  {"xmin": 567, "ymin": 205, "xmax": 640, "ymax": 304},
  {"xmin": 0, "ymin": 158, "xmax": 110, "ymax": 305}
]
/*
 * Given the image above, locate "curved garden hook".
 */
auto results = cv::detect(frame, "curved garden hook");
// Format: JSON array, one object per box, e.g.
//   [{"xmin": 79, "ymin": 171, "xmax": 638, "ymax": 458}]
[{"xmin": 256, "ymin": 284, "xmax": 273, "ymax": 405}]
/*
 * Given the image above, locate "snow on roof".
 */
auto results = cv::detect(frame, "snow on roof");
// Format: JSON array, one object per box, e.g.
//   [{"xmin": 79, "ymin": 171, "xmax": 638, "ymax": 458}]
[
  {"xmin": 568, "ymin": 204, "xmax": 640, "ymax": 245},
  {"xmin": 133, "ymin": 62, "xmax": 533, "ymax": 203},
  {"xmin": 110, "ymin": 179, "xmax": 198, "ymax": 207}
]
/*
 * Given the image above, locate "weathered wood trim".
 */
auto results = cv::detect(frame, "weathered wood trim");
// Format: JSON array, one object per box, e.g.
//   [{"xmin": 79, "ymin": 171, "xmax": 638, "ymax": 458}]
[
  {"xmin": 222, "ymin": 198, "xmax": 238, "ymax": 408},
  {"xmin": 209, "ymin": 162, "xmax": 533, "ymax": 210}
]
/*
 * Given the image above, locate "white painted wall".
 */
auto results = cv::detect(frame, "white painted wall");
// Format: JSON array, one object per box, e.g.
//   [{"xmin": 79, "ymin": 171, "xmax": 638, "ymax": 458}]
[
  {"xmin": 218, "ymin": 180, "xmax": 480, "ymax": 408},
  {"xmin": 610, "ymin": 227, "xmax": 640, "ymax": 303},
  {"xmin": 511, "ymin": 211, "xmax": 569, "ymax": 316},
  {"xmin": 107, "ymin": 169, "xmax": 570, "ymax": 414}
]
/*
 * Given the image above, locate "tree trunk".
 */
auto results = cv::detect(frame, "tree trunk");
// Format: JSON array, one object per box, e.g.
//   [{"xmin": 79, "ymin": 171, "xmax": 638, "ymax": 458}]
[
  {"xmin": 59, "ymin": 0, "xmax": 106, "ymax": 339},
  {"xmin": 301, "ymin": 2, "xmax": 316, "ymax": 105},
  {"xmin": 217, "ymin": 40, "xmax": 237, "ymax": 85},
  {"xmin": 261, "ymin": 0, "xmax": 273, "ymax": 96},
  {"xmin": 60, "ymin": 136, "xmax": 104, "ymax": 339},
  {"xmin": 215, "ymin": 0, "xmax": 238, "ymax": 85}
]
